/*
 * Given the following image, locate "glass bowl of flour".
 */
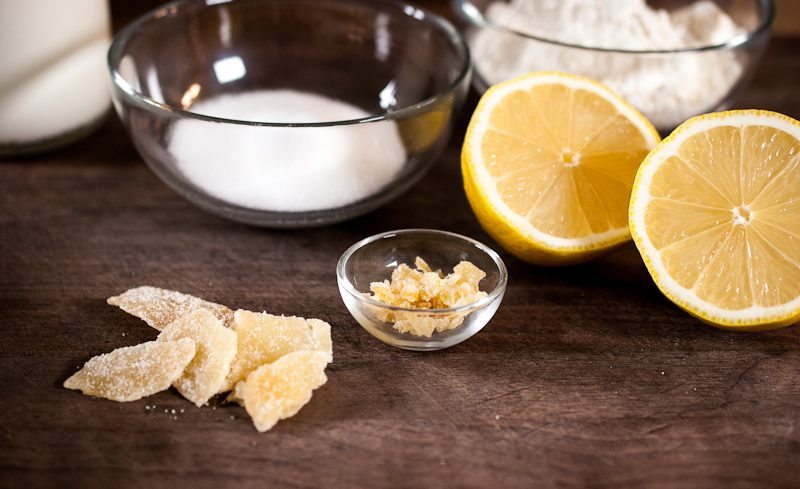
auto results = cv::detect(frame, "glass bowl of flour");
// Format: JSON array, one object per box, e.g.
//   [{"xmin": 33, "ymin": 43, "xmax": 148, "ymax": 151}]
[
  {"xmin": 454, "ymin": 0, "xmax": 773, "ymax": 134},
  {"xmin": 108, "ymin": 0, "xmax": 471, "ymax": 227}
]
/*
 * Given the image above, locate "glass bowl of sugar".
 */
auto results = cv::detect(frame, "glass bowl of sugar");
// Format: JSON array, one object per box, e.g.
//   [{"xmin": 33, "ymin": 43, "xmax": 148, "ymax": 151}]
[
  {"xmin": 337, "ymin": 229, "xmax": 508, "ymax": 351},
  {"xmin": 453, "ymin": 0, "xmax": 773, "ymax": 134},
  {"xmin": 108, "ymin": 0, "xmax": 471, "ymax": 227}
]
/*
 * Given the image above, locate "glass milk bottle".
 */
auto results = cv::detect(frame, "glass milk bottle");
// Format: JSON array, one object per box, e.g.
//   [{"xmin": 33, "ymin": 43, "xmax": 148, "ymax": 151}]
[{"xmin": 0, "ymin": 0, "xmax": 112, "ymax": 156}]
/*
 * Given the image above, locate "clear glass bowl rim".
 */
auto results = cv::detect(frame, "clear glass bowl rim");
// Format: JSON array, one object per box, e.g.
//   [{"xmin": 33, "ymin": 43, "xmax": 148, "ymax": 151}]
[
  {"xmin": 337, "ymin": 228, "xmax": 509, "ymax": 314},
  {"xmin": 453, "ymin": 0, "xmax": 774, "ymax": 54},
  {"xmin": 108, "ymin": 0, "xmax": 472, "ymax": 128}
]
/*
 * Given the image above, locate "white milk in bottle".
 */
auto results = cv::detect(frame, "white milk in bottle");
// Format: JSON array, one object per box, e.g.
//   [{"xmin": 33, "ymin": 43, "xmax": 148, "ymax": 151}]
[{"xmin": 0, "ymin": 0, "xmax": 112, "ymax": 156}]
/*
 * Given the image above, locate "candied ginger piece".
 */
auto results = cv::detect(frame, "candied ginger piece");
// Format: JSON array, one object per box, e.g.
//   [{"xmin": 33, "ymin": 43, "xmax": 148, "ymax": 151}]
[
  {"xmin": 393, "ymin": 315, "xmax": 439, "ymax": 337},
  {"xmin": 157, "ymin": 308, "xmax": 237, "ymax": 407},
  {"xmin": 369, "ymin": 281, "xmax": 395, "ymax": 304},
  {"xmin": 308, "ymin": 318, "xmax": 333, "ymax": 360},
  {"xmin": 420, "ymin": 272, "xmax": 448, "ymax": 303},
  {"xmin": 243, "ymin": 350, "xmax": 329, "ymax": 432},
  {"xmin": 414, "ymin": 256, "xmax": 432, "ymax": 273},
  {"xmin": 226, "ymin": 381, "xmax": 246, "ymax": 406},
  {"xmin": 436, "ymin": 283, "xmax": 458, "ymax": 307},
  {"xmin": 107, "ymin": 286, "xmax": 235, "ymax": 331},
  {"xmin": 391, "ymin": 264, "xmax": 421, "ymax": 285},
  {"xmin": 219, "ymin": 310, "xmax": 332, "ymax": 393},
  {"xmin": 453, "ymin": 261, "xmax": 486, "ymax": 289},
  {"xmin": 370, "ymin": 304, "xmax": 392, "ymax": 324},
  {"xmin": 415, "ymin": 256, "xmax": 444, "ymax": 278},
  {"xmin": 392, "ymin": 312, "xmax": 466, "ymax": 337},
  {"xmin": 398, "ymin": 279, "xmax": 421, "ymax": 303},
  {"xmin": 63, "ymin": 338, "xmax": 195, "ymax": 402}
]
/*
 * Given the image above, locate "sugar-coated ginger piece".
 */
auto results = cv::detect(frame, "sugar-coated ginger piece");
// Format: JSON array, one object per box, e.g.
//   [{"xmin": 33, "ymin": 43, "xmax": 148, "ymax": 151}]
[
  {"xmin": 218, "ymin": 310, "xmax": 332, "ymax": 393},
  {"xmin": 107, "ymin": 286, "xmax": 235, "ymax": 331},
  {"xmin": 63, "ymin": 338, "xmax": 196, "ymax": 402},
  {"xmin": 414, "ymin": 256, "xmax": 433, "ymax": 273},
  {"xmin": 392, "ymin": 314, "xmax": 466, "ymax": 337},
  {"xmin": 308, "ymin": 318, "xmax": 333, "ymax": 361},
  {"xmin": 226, "ymin": 381, "xmax": 246, "ymax": 407},
  {"xmin": 453, "ymin": 261, "xmax": 486, "ymax": 289},
  {"xmin": 157, "ymin": 308, "xmax": 237, "ymax": 407},
  {"xmin": 243, "ymin": 350, "xmax": 329, "ymax": 432}
]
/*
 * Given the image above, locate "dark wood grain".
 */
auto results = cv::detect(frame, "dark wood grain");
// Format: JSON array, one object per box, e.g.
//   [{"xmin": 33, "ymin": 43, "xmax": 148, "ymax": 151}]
[{"xmin": 1, "ymin": 2, "xmax": 799, "ymax": 488}]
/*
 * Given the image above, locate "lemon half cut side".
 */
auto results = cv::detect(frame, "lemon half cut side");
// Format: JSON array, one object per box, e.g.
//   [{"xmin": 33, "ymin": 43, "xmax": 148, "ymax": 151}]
[
  {"xmin": 630, "ymin": 110, "xmax": 800, "ymax": 331},
  {"xmin": 462, "ymin": 72, "xmax": 660, "ymax": 266}
]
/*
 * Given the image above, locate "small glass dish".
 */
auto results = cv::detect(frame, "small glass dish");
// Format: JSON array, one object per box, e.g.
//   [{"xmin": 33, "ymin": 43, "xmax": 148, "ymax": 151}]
[
  {"xmin": 452, "ymin": 0, "xmax": 773, "ymax": 134},
  {"xmin": 108, "ymin": 0, "xmax": 471, "ymax": 227},
  {"xmin": 337, "ymin": 229, "xmax": 508, "ymax": 351}
]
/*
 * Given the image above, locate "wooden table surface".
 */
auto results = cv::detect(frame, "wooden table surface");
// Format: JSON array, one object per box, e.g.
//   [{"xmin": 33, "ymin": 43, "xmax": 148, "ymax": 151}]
[{"xmin": 2, "ymin": 2, "xmax": 800, "ymax": 488}]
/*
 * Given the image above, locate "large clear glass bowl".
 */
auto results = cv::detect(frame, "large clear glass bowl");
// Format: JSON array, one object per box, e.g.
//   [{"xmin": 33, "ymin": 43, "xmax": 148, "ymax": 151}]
[
  {"xmin": 453, "ymin": 0, "xmax": 773, "ymax": 133},
  {"xmin": 108, "ymin": 0, "xmax": 471, "ymax": 227},
  {"xmin": 337, "ymin": 229, "xmax": 508, "ymax": 351}
]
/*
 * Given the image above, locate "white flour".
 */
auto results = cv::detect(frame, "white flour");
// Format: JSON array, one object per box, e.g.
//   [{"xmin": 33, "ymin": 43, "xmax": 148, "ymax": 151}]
[
  {"xmin": 169, "ymin": 90, "xmax": 406, "ymax": 212},
  {"xmin": 470, "ymin": 0, "xmax": 746, "ymax": 131}
]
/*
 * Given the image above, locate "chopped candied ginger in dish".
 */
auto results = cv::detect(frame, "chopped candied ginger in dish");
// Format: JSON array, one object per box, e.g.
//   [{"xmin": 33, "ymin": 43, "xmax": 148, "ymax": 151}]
[
  {"xmin": 242, "ymin": 351, "xmax": 329, "ymax": 432},
  {"xmin": 157, "ymin": 308, "xmax": 238, "ymax": 407},
  {"xmin": 367, "ymin": 257, "xmax": 488, "ymax": 336},
  {"xmin": 219, "ymin": 310, "xmax": 332, "ymax": 393},
  {"xmin": 107, "ymin": 286, "xmax": 235, "ymax": 331},
  {"xmin": 63, "ymin": 338, "xmax": 196, "ymax": 402}
]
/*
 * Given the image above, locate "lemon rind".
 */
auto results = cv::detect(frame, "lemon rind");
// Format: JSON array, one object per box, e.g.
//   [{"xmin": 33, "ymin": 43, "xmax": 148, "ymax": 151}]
[{"xmin": 629, "ymin": 109, "xmax": 800, "ymax": 328}]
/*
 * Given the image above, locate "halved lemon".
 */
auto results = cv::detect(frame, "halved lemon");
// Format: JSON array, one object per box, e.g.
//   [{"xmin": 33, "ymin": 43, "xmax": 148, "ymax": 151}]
[
  {"xmin": 630, "ymin": 110, "xmax": 800, "ymax": 331},
  {"xmin": 462, "ymin": 72, "xmax": 660, "ymax": 266}
]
